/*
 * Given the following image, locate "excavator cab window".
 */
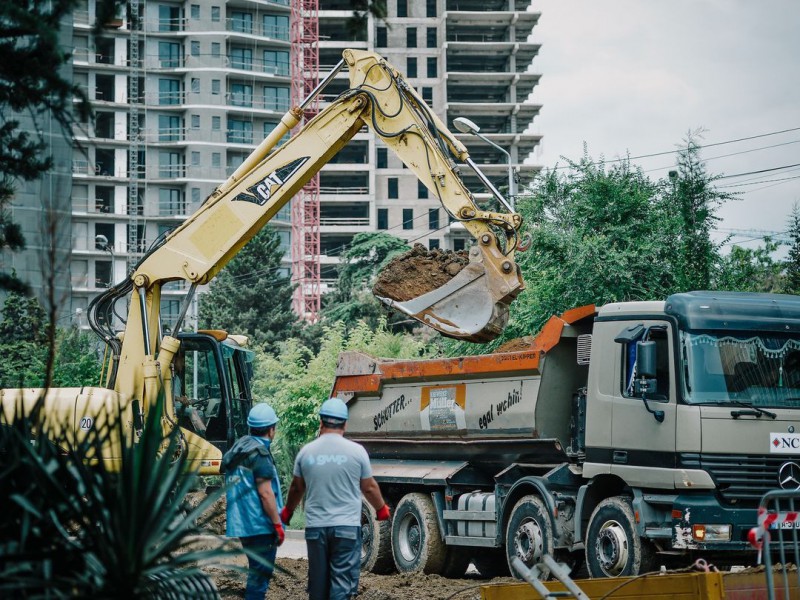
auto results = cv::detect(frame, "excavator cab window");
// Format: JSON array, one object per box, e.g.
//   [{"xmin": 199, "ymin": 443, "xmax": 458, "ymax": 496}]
[{"xmin": 177, "ymin": 336, "xmax": 229, "ymax": 448}]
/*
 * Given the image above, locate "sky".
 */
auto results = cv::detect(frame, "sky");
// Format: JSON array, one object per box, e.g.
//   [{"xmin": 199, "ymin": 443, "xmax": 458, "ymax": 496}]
[{"xmin": 526, "ymin": 0, "xmax": 800, "ymax": 251}]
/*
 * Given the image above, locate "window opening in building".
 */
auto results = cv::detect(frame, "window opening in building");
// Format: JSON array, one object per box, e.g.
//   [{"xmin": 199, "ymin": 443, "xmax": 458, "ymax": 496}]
[
  {"xmin": 159, "ymin": 114, "xmax": 181, "ymax": 141},
  {"xmin": 427, "ymin": 57, "xmax": 437, "ymax": 78},
  {"xmin": 191, "ymin": 151, "xmax": 200, "ymax": 166},
  {"xmin": 211, "ymin": 79, "xmax": 221, "ymax": 95},
  {"xmin": 96, "ymin": 260, "xmax": 112, "ymax": 288},
  {"xmin": 376, "ymin": 27, "xmax": 387, "ymax": 47},
  {"xmin": 426, "ymin": 0, "xmax": 436, "ymax": 17},
  {"xmin": 428, "ymin": 208, "xmax": 439, "ymax": 230},
  {"xmin": 263, "ymin": 50, "xmax": 289, "ymax": 75},
  {"xmin": 190, "ymin": 40, "xmax": 200, "ymax": 57},
  {"xmin": 407, "ymin": 57, "xmax": 417, "ymax": 78},
  {"xmin": 264, "ymin": 86, "xmax": 289, "ymax": 111},
  {"xmin": 418, "ymin": 180, "xmax": 429, "ymax": 199},
  {"xmin": 95, "ymin": 186, "xmax": 113, "ymax": 213},
  {"xmin": 427, "ymin": 27, "xmax": 437, "ymax": 48},
  {"xmin": 159, "ymin": 188, "xmax": 184, "ymax": 215},
  {"xmin": 402, "ymin": 208, "xmax": 413, "ymax": 230},
  {"xmin": 211, "ymin": 42, "xmax": 221, "ymax": 58},
  {"xmin": 191, "ymin": 114, "xmax": 200, "ymax": 129},
  {"xmin": 231, "ymin": 47, "xmax": 253, "ymax": 70},
  {"xmin": 95, "ymin": 111, "xmax": 114, "ymax": 138},
  {"xmin": 406, "ymin": 27, "xmax": 416, "ymax": 47},
  {"xmin": 158, "ymin": 78, "xmax": 181, "ymax": 105},
  {"xmin": 388, "ymin": 177, "xmax": 398, "ymax": 199},
  {"xmin": 94, "ymin": 148, "xmax": 114, "ymax": 176},
  {"xmin": 159, "ymin": 151, "xmax": 183, "ymax": 177},
  {"xmin": 211, "ymin": 6, "xmax": 220, "ymax": 22},
  {"xmin": 453, "ymin": 238, "xmax": 466, "ymax": 252},
  {"xmin": 231, "ymin": 11, "xmax": 253, "ymax": 34},
  {"xmin": 377, "ymin": 208, "xmax": 388, "ymax": 230},
  {"xmin": 212, "ymin": 116, "xmax": 221, "ymax": 130},
  {"xmin": 377, "ymin": 147, "xmax": 388, "ymax": 168},
  {"xmin": 158, "ymin": 41, "xmax": 181, "ymax": 68},
  {"xmin": 228, "ymin": 119, "xmax": 253, "ymax": 144},
  {"xmin": 191, "ymin": 78, "xmax": 200, "ymax": 93},
  {"xmin": 397, "ymin": 0, "xmax": 407, "ymax": 18},
  {"xmin": 422, "ymin": 87, "xmax": 432, "ymax": 103},
  {"xmin": 231, "ymin": 83, "xmax": 254, "ymax": 107},
  {"xmin": 190, "ymin": 4, "xmax": 199, "ymax": 19},
  {"xmin": 95, "ymin": 74, "xmax": 115, "ymax": 101},
  {"xmin": 264, "ymin": 15, "xmax": 289, "ymax": 40},
  {"xmin": 212, "ymin": 152, "xmax": 221, "ymax": 168},
  {"xmin": 158, "ymin": 5, "xmax": 181, "ymax": 32},
  {"xmin": 428, "ymin": 238, "xmax": 439, "ymax": 250}
]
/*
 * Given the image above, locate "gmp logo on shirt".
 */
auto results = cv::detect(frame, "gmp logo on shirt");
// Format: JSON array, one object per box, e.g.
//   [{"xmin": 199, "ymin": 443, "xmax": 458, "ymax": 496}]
[{"xmin": 307, "ymin": 454, "xmax": 349, "ymax": 466}]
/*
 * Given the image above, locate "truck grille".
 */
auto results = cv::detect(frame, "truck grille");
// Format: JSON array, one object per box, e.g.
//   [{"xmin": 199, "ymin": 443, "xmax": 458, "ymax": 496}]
[{"xmin": 679, "ymin": 453, "xmax": 785, "ymax": 506}]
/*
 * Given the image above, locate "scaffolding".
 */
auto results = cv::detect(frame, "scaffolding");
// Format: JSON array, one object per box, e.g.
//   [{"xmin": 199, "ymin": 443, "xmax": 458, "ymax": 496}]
[
  {"xmin": 289, "ymin": 0, "xmax": 320, "ymax": 321},
  {"xmin": 127, "ymin": 0, "xmax": 142, "ymax": 272}
]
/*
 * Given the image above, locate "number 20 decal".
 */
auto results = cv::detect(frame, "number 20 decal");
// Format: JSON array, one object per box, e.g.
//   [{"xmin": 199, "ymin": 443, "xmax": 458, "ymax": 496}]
[{"xmin": 79, "ymin": 417, "xmax": 94, "ymax": 431}]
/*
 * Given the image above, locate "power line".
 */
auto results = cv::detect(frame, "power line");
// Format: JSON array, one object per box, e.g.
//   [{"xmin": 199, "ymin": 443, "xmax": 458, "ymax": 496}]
[
  {"xmin": 642, "ymin": 140, "xmax": 800, "ymax": 174},
  {"xmin": 552, "ymin": 126, "xmax": 800, "ymax": 170},
  {"xmin": 717, "ymin": 163, "xmax": 800, "ymax": 180},
  {"xmin": 717, "ymin": 174, "xmax": 800, "ymax": 189}
]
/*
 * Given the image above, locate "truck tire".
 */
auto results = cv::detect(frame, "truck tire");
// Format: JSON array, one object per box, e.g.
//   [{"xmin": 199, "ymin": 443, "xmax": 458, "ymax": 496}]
[
  {"xmin": 361, "ymin": 499, "xmax": 395, "ymax": 574},
  {"xmin": 505, "ymin": 495, "xmax": 553, "ymax": 579},
  {"xmin": 391, "ymin": 493, "xmax": 447, "ymax": 574},
  {"xmin": 585, "ymin": 496, "xmax": 655, "ymax": 578},
  {"xmin": 472, "ymin": 549, "xmax": 511, "ymax": 579}
]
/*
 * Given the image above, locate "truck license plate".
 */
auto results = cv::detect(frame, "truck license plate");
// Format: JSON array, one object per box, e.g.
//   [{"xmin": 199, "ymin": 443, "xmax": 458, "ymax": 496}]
[{"xmin": 770, "ymin": 521, "xmax": 800, "ymax": 530}]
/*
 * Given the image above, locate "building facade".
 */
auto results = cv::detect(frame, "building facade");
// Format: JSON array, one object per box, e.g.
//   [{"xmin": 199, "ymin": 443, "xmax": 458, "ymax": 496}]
[{"xmin": 23, "ymin": 0, "xmax": 540, "ymax": 325}]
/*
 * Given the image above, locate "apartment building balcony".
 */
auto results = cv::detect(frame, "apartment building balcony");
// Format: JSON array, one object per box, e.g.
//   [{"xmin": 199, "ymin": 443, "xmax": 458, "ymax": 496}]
[
  {"xmin": 445, "ymin": 0, "xmax": 532, "ymax": 11},
  {"xmin": 226, "ymin": 0, "xmax": 291, "ymax": 10},
  {"xmin": 447, "ymin": 101, "xmax": 541, "ymax": 132},
  {"xmin": 225, "ymin": 17, "xmax": 290, "ymax": 43},
  {"xmin": 445, "ymin": 42, "xmax": 540, "ymax": 73},
  {"xmin": 455, "ymin": 132, "xmax": 541, "ymax": 167},
  {"xmin": 447, "ymin": 71, "xmax": 540, "ymax": 104},
  {"xmin": 445, "ymin": 10, "xmax": 540, "ymax": 43}
]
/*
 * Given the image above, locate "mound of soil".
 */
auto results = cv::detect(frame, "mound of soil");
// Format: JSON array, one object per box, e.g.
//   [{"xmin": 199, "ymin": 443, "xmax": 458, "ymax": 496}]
[
  {"xmin": 186, "ymin": 490, "xmax": 227, "ymax": 535},
  {"xmin": 373, "ymin": 244, "xmax": 468, "ymax": 303},
  {"xmin": 494, "ymin": 336, "xmax": 536, "ymax": 353}
]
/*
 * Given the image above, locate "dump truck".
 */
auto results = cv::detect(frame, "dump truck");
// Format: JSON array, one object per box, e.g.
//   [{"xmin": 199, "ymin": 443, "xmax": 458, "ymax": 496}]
[
  {"xmin": 1, "ymin": 49, "xmax": 525, "ymax": 471},
  {"xmin": 333, "ymin": 292, "xmax": 800, "ymax": 578}
]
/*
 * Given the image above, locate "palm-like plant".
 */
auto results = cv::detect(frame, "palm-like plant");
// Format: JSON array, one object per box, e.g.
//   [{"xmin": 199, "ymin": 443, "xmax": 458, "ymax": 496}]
[{"xmin": 0, "ymin": 397, "xmax": 233, "ymax": 598}]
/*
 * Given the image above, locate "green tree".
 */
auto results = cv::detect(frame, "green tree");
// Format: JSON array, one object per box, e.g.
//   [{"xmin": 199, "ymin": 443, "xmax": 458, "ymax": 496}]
[
  {"xmin": 672, "ymin": 130, "xmax": 736, "ymax": 290},
  {"xmin": 51, "ymin": 328, "xmax": 103, "ymax": 387},
  {"xmin": 199, "ymin": 227, "xmax": 299, "ymax": 355},
  {"xmin": 785, "ymin": 203, "xmax": 800, "ymax": 294},
  {"xmin": 0, "ymin": 292, "xmax": 48, "ymax": 386},
  {"xmin": 715, "ymin": 239, "xmax": 785, "ymax": 293},
  {"xmin": 321, "ymin": 232, "xmax": 409, "ymax": 330},
  {"xmin": 251, "ymin": 318, "xmax": 431, "ymax": 489}
]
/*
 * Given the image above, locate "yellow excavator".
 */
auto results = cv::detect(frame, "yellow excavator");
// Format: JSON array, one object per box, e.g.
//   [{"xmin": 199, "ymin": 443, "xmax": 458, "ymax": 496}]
[{"xmin": 0, "ymin": 49, "xmax": 525, "ymax": 473}]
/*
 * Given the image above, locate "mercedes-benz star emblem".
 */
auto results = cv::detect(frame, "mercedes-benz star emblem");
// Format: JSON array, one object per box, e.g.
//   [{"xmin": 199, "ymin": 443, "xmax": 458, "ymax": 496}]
[{"xmin": 778, "ymin": 462, "xmax": 800, "ymax": 490}]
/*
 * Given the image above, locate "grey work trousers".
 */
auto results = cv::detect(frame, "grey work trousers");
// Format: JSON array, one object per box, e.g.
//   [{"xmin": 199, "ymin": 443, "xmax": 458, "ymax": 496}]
[{"xmin": 305, "ymin": 525, "xmax": 361, "ymax": 600}]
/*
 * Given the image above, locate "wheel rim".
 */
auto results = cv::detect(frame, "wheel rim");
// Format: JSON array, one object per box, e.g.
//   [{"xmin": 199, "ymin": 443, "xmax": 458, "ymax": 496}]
[
  {"xmin": 595, "ymin": 519, "xmax": 629, "ymax": 576},
  {"xmin": 513, "ymin": 517, "xmax": 544, "ymax": 566},
  {"xmin": 361, "ymin": 507, "xmax": 372, "ymax": 562},
  {"xmin": 397, "ymin": 512, "xmax": 422, "ymax": 563}
]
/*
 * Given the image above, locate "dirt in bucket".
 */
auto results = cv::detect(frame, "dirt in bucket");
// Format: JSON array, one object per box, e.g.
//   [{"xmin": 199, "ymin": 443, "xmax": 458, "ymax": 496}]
[{"xmin": 373, "ymin": 244, "xmax": 469, "ymax": 303}]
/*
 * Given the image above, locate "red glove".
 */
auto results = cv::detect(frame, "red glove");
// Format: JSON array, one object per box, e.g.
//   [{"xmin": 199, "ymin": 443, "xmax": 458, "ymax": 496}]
[
  {"xmin": 280, "ymin": 506, "xmax": 293, "ymax": 526},
  {"xmin": 376, "ymin": 504, "xmax": 391, "ymax": 521},
  {"xmin": 273, "ymin": 522, "xmax": 285, "ymax": 546}
]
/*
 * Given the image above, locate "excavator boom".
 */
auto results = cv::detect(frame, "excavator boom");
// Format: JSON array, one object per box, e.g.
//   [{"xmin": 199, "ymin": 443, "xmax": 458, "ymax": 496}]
[{"xmin": 94, "ymin": 49, "xmax": 524, "ymax": 413}]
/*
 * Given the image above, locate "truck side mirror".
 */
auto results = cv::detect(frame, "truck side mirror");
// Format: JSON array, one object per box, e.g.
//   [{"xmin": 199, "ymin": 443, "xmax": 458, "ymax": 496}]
[
  {"xmin": 637, "ymin": 341, "xmax": 657, "ymax": 377},
  {"xmin": 635, "ymin": 340, "xmax": 664, "ymax": 423}
]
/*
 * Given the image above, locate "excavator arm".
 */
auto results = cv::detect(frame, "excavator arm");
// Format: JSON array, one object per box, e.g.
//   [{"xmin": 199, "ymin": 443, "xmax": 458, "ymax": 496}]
[{"xmin": 93, "ymin": 49, "xmax": 524, "ymax": 408}]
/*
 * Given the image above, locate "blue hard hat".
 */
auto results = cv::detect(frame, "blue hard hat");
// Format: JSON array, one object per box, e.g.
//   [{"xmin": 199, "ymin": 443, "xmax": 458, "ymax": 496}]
[
  {"xmin": 319, "ymin": 397, "xmax": 348, "ymax": 421},
  {"xmin": 248, "ymin": 403, "xmax": 279, "ymax": 428}
]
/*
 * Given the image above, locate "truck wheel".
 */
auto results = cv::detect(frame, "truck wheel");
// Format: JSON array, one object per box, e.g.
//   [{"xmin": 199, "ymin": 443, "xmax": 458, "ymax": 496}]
[
  {"xmin": 586, "ymin": 496, "xmax": 655, "ymax": 578},
  {"xmin": 391, "ymin": 493, "xmax": 447, "ymax": 574},
  {"xmin": 472, "ymin": 549, "xmax": 511, "ymax": 579},
  {"xmin": 361, "ymin": 499, "xmax": 395, "ymax": 574},
  {"xmin": 505, "ymin": 495, "xmax": 553, "ymax": 579}
]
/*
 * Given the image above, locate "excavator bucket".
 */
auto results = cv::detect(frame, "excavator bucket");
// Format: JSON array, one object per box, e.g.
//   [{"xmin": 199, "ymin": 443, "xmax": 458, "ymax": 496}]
[{"xmin": 374, "ymin": 244, "xmax": 524, "ymax": 343}]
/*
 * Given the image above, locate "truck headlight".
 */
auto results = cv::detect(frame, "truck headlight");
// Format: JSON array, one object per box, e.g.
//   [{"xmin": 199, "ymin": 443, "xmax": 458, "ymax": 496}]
[{"xmin": 692, "ymin": 524, "xmax": 731, "ymax": 542}]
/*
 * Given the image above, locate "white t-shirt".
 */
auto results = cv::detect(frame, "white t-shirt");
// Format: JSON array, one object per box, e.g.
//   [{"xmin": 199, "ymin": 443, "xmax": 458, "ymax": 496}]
[{"xmin": 293, "ymin": 433, "xmax": 372, "ymax": 528}]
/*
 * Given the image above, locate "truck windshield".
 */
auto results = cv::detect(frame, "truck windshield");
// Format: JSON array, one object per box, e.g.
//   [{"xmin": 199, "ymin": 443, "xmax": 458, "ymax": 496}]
[{"xmin": 681, "ymin": 331, "xmax": 800, "ymax": 407}]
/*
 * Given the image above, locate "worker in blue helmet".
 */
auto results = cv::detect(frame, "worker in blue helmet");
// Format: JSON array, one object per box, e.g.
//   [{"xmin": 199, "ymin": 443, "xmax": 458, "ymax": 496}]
[
  {"xmin": 281, "ymin": 397, "xmax": 390, "ymax": 600},
  {"xmin": 221, "ymin": 402, "xmax": 285, "ymax": 599}
]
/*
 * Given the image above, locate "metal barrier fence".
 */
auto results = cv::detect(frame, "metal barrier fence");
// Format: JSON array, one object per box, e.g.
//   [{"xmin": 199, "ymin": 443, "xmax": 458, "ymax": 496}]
[{"xmin": 750, "ymin": 489, "xmax": 800, "ymax": 600}]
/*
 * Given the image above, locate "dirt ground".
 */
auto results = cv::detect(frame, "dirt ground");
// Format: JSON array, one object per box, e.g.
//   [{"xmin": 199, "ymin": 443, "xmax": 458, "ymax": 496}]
[
  {"xmin": 373, "ymin": 244, "xmax": 469, "ymax": 302},
  {"xmin": 187, "ymin": 492, "xmax": 515, "ymax": 599},
  {"xmin": 209, "ymin": 557, "xmax": 512, "ymax": 600}
]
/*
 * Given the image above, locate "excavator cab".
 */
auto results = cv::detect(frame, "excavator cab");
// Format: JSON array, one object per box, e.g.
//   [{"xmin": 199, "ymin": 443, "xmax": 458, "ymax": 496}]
[{"xmin": 174, "ymin": 331, "xmax": 252, "ymax": 453}]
